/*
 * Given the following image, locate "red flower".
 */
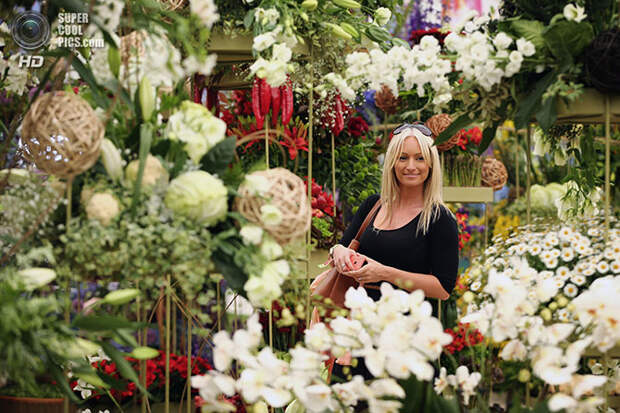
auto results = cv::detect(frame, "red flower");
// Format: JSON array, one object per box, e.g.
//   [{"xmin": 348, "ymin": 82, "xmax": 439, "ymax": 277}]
[
  {"xmin": 443, "ymin": 323, "xmax": 484, "ymax": 354},
  {"xmin": 347, "ymin": 115, "xmax": 369, "ymax": 137},
  {"xmin": 305, "ymin": 178, "xmax": 335, "ymax": 217}
]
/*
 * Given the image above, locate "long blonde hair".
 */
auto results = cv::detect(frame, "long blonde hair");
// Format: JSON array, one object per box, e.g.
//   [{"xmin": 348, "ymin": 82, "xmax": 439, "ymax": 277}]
[{"xmin": 378, "ymin": 128, "xmax": 446, "ymax": 235}]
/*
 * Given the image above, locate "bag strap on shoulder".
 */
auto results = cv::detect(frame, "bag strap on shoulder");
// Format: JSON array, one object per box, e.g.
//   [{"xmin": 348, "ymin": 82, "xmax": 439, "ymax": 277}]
[{"xmin": 348, "ymin": 198, "xmax": 381, "ymax": 250}]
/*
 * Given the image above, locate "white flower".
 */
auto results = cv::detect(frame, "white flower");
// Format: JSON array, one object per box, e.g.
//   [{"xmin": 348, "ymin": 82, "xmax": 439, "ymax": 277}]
[
  {"xmin": 448, "ymin": 366, "xmax": 482, "ymax": 405},
  {"xmin": 499, "ymin": 339, "xmax": 527, "ymax": 361},
  {"xmin": 304, "ymin": 322, "xmax": 333, "ymax": 352},
  {"xmin": 561, "ymin": 248, "xmax": 575, "ymax": 262},
  {"xmin": 563, "ymin": 4, "xmax": 587, "ymax": 23},
  {"xmin": 508, "ymin": 50, "xmax": 524, "ymax": 64},
  {"xmin": 611, "ymin": 260, "xmax": 620, "ymax": 274},
  {"xmin": 516, "ymin": 38, "xmax": 536, "ymax": 57},
  {"xmin": 190, "ymin": 0, "xmax": 219, "ymax": 28},
  {"xmin": 563, "ymin": 283, "xmax": 579, "ymax": 298},
  {"xmin": 374, "ymin": 7, "xmax": 392, "ymax": 26},
  {"xmin": 182, "ymin": 53, "xmax": 218, "ymax": 77},
  {"xmin": 596, "ymin": 261, "xmax": 609, "ymax": 274},
  {"xmin": 86, "ymin": 193, "xmax": 120, "ymax": 226},
  {"xmin": 493, "ymin": 32, "xmax": 513, "ymax": 49},
  {"xmin": 260, "ymin": 204, "xmax": 283, "ymax": 227},
  {"xmin": 434, "ymin": 367, "xmax": 449, "ymax": 395},
  {"xmin": 470, "ymin": 281, "xmax": 481, "ymax": 291},
  {"xmin": 240, "ymin": 225, "xmax": 264, "ymax": 246},
  {"xmin": 260, "ymin": 237, "xmax": 283, "ymax": 260},
  {"xmin": 242, "ymin": 174, "xmax": 272, "ymax": 197},
  {"xmin": 253, "ymin": 32, "xmax": 277, "ymax": 52},
  {"xmin": 571, "ymin": 274, "xmax": 586, "ymax": 286}
]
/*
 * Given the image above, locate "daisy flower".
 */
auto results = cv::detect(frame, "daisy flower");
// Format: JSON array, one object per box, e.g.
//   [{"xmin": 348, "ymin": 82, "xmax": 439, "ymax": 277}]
[
  {"xmin": 560, "ymin": 248, "xmax": 574, "ymax": 262},
  {"xmin": 540, "ymin": 251, "xmax": 553, "ymax": 261},
  {"xmin": 470, "ymin": 281, "xmax": 482, "ymax": 292},
  {"xmin": 550, "ymin": 249, "xmax": 560, "ymax": 258},
  {"xmin": 557, "ymin": 308, "xmax": 570, "ymax": 322},
  {"xmin": 587, "ymin": 227, "xmax": 600, "ymax": 237},
  {"xmin": 571, "ymin": 274, "xmax": 586, "ymax": 286},
  {"xmin": 558, "ymin": 227, "xmax": 573, "ymax": 240},
  {"xmin": 514, "ymin": 244, "xmax": 526, "ymax": 255},
  {"xmin": 555, "ymin": 266, "xmax": 570, "ymax": 281},
  {"xmin": 544, "ymin": 257, "xmax": 558, "ymax": 269},
  {"xmin": 596, "ymin": 261, "xmax": 609, "ymax": 274},
  {"xmin": 540, "ymin": 271, "xmax": 554, "ymax": 279},
  {"xmin": 529, "ymin": 244, "xmax": 542, "ymax": 255},
  {"xmin": 582, "ymin": 264, "xmax": 595, "ymax": 276},
  {"xmin": 611, "ymin": 261, "xmax": 620, "ymax": 274},
  {"xmin": 554, "ymin": 277, "xmax": 565, "ymax": 289},
  {"xmin": 563, "ymin": 283, "xmax": 578, "ymax": 298}
]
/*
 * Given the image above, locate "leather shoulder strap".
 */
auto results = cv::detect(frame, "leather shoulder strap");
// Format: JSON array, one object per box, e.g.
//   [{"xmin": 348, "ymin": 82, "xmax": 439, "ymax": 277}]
[{"xmin": 348, "ymin": 198, "xmax": 381, "ymax": 250}]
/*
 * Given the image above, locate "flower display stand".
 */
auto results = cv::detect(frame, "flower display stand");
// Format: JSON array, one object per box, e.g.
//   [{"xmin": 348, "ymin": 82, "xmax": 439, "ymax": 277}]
[
  {"xmin": 556, "ymin": 89, "xmax": 620, "ymax": 124},
  {"xmin": 208, "ymin": 32, "xmax": 308, "ymax": 64},
  {"xmin": 0, "ymin": 396, "xmax": 77, "ymax": 413},
  {"xmin": 442, "ymin": 186, "xmax": 494, "ymax": 203},
  {"xmin": 126, "ymin": 402, "xmax": 186, "ymax": 413}
]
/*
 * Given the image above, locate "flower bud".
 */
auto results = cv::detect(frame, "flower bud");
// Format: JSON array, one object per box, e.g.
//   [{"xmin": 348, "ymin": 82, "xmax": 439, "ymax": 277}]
[
  {"xmin": 300, "ymin": 0, "xmax": 318, "ymax": 11},
  {"xmin": 540, "ymin": 308, "xmax": 552, "ymax": 321},
  {"xmin": 518, "ymin": 369, "xmax": 531, "ymax": 383},
  {"xmin": 130, "ymin": 346, "xmax": 160, "ymax": 360},
  {"xmin": 139, "ymin": 76, "xmax": 155, "ymax": 121},
  {"xmin": 17, "ymin": 267, "xmax": 56, "ymax": 290},
  {"xmin": 107, "ymin": 46, "xmax": 121, "ymax": 79},
  {"xmin": 557, "ymin": 296, "xmax": 568, "ymax": 308},
  {"xmin": 548, "ymin": 302, "xmax": 558, "ymax": 311},
  {"xmin": 250, "ymin": 401, "xmax": 269, "ymax": 413},
  {"xmin": 100, "ymin": 139, "xmax": 123, "ymax": 182},
  {"xmin": 374, "ymin": 7, "xmax": 392, "ymax": 26},
  {"xmin": 463, "ymin": 291, "xmax": 475, "ymax": 303},
  {"xmin": 103, "ymin": 288, "xmax": 141, "ymax": 305}
]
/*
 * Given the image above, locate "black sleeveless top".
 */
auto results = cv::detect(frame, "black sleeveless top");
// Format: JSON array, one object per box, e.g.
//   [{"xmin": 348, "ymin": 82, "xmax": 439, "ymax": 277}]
[{"xmin": 339, "ymin": 194, "xmax": 459, "ymax": 301}]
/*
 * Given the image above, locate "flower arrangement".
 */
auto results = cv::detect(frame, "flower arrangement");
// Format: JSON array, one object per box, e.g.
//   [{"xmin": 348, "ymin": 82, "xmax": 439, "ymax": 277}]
[
  {"xmin": 191, "ymin": 283, "xmax": 453, "ymax": 412},
  {"xmin": 453, "ymin": 218, "xmax": 620, "ymax": 410}
]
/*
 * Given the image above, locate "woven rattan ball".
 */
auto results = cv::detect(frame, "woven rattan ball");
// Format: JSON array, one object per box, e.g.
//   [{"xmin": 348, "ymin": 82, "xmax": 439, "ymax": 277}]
[
  {"xmin": 21, "ymin": 91, "xmax": 104, "ymax": 179},
  {"xmin": 235, "ymin": 168, "xmax": 311, "ymax": 244},
  {"xmin": 120, "ymin": 31, "xmax": 146, "ymax": 66},
  {"xmin": 425, "ymin": 113, "xmax": 461, "ymax": 152},
  {"xmin": 375, "ymin": 84, "xmax": 400, "ymax": 115},
  {"xmin": 481, "ymin": 157, "xmax": 508, "ymax": 190}
]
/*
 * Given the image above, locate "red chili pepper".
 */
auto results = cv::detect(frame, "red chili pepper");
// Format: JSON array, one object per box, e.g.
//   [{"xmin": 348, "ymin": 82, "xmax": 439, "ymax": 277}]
[
  {"xmin": 206, "ymin": 87, "xmax": 219, "ymax": 117},
  {"xmin": 252, "ymin": 77, "xmax": 264, "ymax": 129},
  {"xmin": 270, "ymin": 85, "xmax": 280, "ymax": 127},
  {"xmin": 281, "ymin": 76, "xmax": 293, "ymax": 125},
  {"xmin": 260, "ymin": 78, "xmax": 271, "ymax": 117},
  {"xmin": 333, "ymin": 94, "xmax": 344, "ymax": 136}
]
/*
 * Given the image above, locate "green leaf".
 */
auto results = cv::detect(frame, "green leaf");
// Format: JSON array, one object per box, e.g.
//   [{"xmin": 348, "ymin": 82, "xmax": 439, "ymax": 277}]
[
  {"xmin": 391, "ymin": 37, "xmax": 411, "ymax": 49},
  {"xmin": 506, "ymin": 19, "xmax": 546, "ymax": 52},
  {"xmin": 72, "ymin": 315, "xmax": 137, "ymax": 331},
  {"xmin": 112, "ymin": 328, "xmax": 139, "ymax": 348},
  {"xmin": 398, "ymin": 375, "xmax": 427, "ymax": 412},
  {"xmin": 543, "ymin": 21, "xmax": 594, "ymax": 61},
  {"xmin": 200, "ymin": 137, "xmax": 237, "ymax": 175},
  {"xmin": 532, "ymin": 400, "xmax": 552, "ymax": 413},
  {"xmin": 435, "ymin": 114, "xmax": 472, "ymax": 146},
  {"xmin": 536, "ymin": 95, "xmax": 558, "ymax": 131},
  {"xmin": 477, "ymin": 122, "xmax": 500, "ymax": 155},
  {"xmin": 213, "ymin": 250, "xmax": 248, "ymax": 294},
  {"xmin": 514, "ymin": 71, "xmax": 556, "ymax": 129},
  {"xmin": 131, "ymin": 123, "xmax": 153, "ymax": 217},
  {"xmin": 49, "ymin": 364, "xmax": 81, "ymax": 403},
  {"xmin": 71, "ymin": 55, "xmax": 109, "ymax": 109},
  {"xmin": 243, "ymin": 9, "xmax": 255, "ymax": 29},
  {"xmin": 100, "ymin": 342, "xmax": 148, "ymax": 396}
]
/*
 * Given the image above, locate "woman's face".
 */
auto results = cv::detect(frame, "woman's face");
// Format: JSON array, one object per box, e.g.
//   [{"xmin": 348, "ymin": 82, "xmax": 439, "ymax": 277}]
[{"xmin": 394, "ymin": 136, "xmax": 430, "ymax": 188}]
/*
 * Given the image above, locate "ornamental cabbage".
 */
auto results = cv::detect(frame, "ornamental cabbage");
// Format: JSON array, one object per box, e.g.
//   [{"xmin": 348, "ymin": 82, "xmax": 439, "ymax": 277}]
[
  {"xmin": 166, "ymin": 101, "xmax": 226, "ymax": 164},
  {"xmin": 86, "ymin": 192, "xmax": 120, "ymax": 226},
  {"xmin": 164, "ymin": 171, "xmax": 228, "ymax": 226},
  {"xmin": 125, "ymin": 154, "xmax": 169, "ymax": 188}
]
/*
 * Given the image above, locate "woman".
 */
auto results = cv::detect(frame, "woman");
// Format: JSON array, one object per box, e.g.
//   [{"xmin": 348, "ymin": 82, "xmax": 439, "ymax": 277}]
[
  {"xmin": 331, "ymin": 122, "xmax": 458, "ymax": 302},
  {"xmin": 329, "ymin": 122, "xmax": 459, "ymax": 385}
]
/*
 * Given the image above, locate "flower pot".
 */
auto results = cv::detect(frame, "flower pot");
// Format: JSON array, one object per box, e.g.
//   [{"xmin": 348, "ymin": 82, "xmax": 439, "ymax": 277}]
[
  {"xmin": 0, "ymin": 395, "xmax": 77, "ymax": 413},
  {"xmin": 556, "ymin": 88, "xmax": 620, "ymax": 124}
]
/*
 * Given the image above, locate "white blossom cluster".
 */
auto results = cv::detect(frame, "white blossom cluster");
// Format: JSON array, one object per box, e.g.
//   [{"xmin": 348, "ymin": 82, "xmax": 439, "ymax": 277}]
[
  {"xmin": 0, "ymin": 21, "xmax": 36, "ymax": 95},
  {"xmin": 250, "ymin": 22, "xmax": 297, "ymax": 87},
  {"xmin": 434, "ymin": 366, "xmax": 482, "ymax": 405},
  {"xmin": 460, "ymin": 221, "xmax": 620, "ymax": 412},
  {"xmin": 191, "ymin": 283, "xmax": 452, "ymax": 412}
]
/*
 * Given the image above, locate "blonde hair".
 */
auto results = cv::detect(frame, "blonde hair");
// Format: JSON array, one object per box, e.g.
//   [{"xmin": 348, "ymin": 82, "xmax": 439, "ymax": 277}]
[{"xmin": 378, "ymin": 128, "xmax": 446, "ymax": 235}]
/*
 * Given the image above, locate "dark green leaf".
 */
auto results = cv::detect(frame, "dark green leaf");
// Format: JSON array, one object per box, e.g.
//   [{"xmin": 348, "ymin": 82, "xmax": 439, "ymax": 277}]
[
  {"xmin": 514, "ymin": 71, "xmax": 556, "ymax": 129},
  {"xmin": 536, "ymin": 95, "xmax": 558, "ymax": 130},
  {"xmin": 365, "ymin": 25, "xmax": 392, "ymax": 43},
  {"xmin": 243, "ymin": 9, "xmax": 254, "ymax": 29},
  {"xmin": 505, "ymin": 19, "xmax": 546, "ymax": 52},
  {"xmin": 49, "ymin": 364, "xmax": 81, "ymax": 403},
  {"xmin": 71, "ymin": 55, "xmax": 109, "ymax": 109},
  {"xmin": 213, "ymin": 250, "xmax": 248, "ymax": 294},
  {"xmin": 72, "ymin": 315, "xmax": 137, "ymax": 331},
  {"xmin": 435, "ymin": 114, "xmax": 472, "ymax": 146},
  {"xmin": 398, "ymin": 375, "xmax": 427, "ymax": 412},
  {"xmin": 112, "ymin": 328, "xmax": 139, "ymax": 348},
  {"xmin": 478, "ymin": 122, "xmax": 500, "ymax": 154},
  {"xmin": 200, "ymin": 137, "xmax": 237, "ymax": 175},
  {"xmin": 100, "ymin": 342, "xmax": 148, "ymax": 396},
  {"xmin": 532, "ymin": 400, "xmax": 552, "ymax": 413},
  {"xmin": 543, "ymin": 21, "xmax": 594, "ymax": 61}
]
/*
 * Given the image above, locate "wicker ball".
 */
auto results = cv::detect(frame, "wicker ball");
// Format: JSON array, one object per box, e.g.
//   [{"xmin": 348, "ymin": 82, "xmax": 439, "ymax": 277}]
[
  {"xmin": 375, "ymin": 85, "xmax": 400, "ymax": 115},
  {"xmin": 21, "ymin": 91, "xmax": 104, "ymax": 179},
  {"xmin": 481, "ymin": 158, "xmax": 508, "ymax": 190},
  {"xmin": 235, "ymin": 168, "xmax": 311, "ymax": 244},
  {"xmin": 585, "ymin": 28, "xmax": 620, "ymax": 94},
  {"xmin": 120, "ymin": 31, "xmax": 146, "ymax": 66},
  {"xmin": 425, "ymin": 113, "xmax": 461, "ymax": 152}
]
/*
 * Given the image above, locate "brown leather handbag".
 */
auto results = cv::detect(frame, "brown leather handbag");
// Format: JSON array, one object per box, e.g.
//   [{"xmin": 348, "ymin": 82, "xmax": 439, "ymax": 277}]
[{"xmin": 310, "ymin": 199, "xmax": 381, "ymax": 308}]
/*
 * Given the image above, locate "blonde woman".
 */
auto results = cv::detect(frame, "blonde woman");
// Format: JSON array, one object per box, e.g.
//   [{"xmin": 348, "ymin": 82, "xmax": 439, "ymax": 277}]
[{"xmin": 330, "ymin": 122, "xmax": 458, "ymax": 302}]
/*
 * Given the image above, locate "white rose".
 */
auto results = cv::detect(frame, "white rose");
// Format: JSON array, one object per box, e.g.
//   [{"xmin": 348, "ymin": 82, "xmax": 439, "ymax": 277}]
[
  {"xmin": 86, "ymin": 193, "xmax": 120, "ymax": 226},
  {"xmin": 272, "ymin": 43, "xmax": 292, "ymax": 63},
  {"xmin": 509, "ymin": 50, "xmax": 524, "ymax": 64},
  {"xmin": 374, "ymin": 7, "xmax": 392, "ymax": 26},
  {"xmin": 493, "ymin": 32, "xmax": 512, "ymax": 50},
  {"xmin": 240, "ymin": 225, "xmax": 264, "ymax": 246},
  {"xmin": 260, "ymin": 237, "xmax": 283, "ymax": 260},
  {"xmin": 516, "ymin": 38, "xmax": 536, "ymax": 57},
  {"xmin": 260, "ymin": 204, "xmax": 283, "ymax": 227},
  {"xmin": 253, "ymin": 32, "xmax": 277, "ymax": 52},
  {"xmin": 563, "ymin": 4, "xmax": 587, "ymax": 23},
  {"xmin": 241, "ymin": 174, "xmax": 272, "ymax": 196}
]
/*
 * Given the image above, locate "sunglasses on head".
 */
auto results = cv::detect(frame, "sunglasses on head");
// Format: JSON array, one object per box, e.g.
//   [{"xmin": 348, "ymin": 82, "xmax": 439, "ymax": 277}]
[{"xmin": 392, "ymin": 122, "xmax": 433, "ymax": 137}]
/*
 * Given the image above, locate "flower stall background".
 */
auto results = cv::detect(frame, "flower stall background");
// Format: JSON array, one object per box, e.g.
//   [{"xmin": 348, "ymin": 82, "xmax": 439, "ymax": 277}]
[{"xmin": 0, "ymin": 0, "xmax": 619, "ymax": 413}]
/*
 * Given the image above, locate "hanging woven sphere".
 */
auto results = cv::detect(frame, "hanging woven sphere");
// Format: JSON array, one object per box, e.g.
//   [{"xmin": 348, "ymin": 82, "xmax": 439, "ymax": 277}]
[
  {"xmin": 425, "ymin": 113, "xmax": 461, "ymax": 152},
  {"xmin": 235, "ymin": 168, "xmax": 311, "ymax": 244},
  {"xmin": 120, "ymin": 31, "xmax": 146, "ymax": 66},
  {"xmin": 585, "ymin": 28, "xmax": 620, "ymax": 94},
  {"xmin": 21, "ymin": 91, "xmax": 104, "ymax": 179},
  {"xmin": 481, "ymin": 157, "xmax": 508, "ymax": 190},
  {"xmin": 375, "ymin": 84, "xmax": 400, "ymax": 115}
]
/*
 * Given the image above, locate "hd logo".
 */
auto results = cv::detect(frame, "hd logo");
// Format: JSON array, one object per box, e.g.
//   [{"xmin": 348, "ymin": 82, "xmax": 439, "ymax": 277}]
[{"xmin": 18, "ymin": 55, "xmax": 44, "ymax": 68}]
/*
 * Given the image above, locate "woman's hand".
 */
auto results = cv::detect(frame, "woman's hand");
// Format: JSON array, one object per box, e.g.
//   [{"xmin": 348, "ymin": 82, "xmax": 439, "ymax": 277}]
[
  {"xmin": 331, "ymin": 244, "xmax": 356, "ymax": 272},
  {"xmin": 343, "ymin": 255, "xmax": 387, "ymax": 284}
]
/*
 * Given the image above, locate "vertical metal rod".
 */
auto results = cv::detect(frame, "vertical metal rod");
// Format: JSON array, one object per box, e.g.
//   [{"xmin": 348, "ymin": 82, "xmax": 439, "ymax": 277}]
[
  {"xmin": 265, "ymin": 115, "xmax": 270, "ymax": 167},
  {"xmin": 216, "ymin": 281, "xmax": 221, "ymax": 331},
  {"xmin": 484, "ymin": 202, "xmax": 488, "ymax": 249},
  {"xmin": 515, "ymin": 150, "xmax": 520, "ymax": 198},
  {"xmin": 141, "ymin": 308, "xmax": 147, "ymax": 413},
  {"xmin": 187, "ymin": 313, "xmax": 192, "ymax": 413},
  {"xmin": 604, "ymin": 96, "xmax": 611, "ymax": 241},
  {"xmin": 331, "ymin": 133, "xmax": 336, "ymax": 201},
  {"xmin": 525, "ymin": 125, "xmax": 532, "ymax": 226},
  {"xmin": 305, "ymin": 44, "xmax": 314, "ymax": 327},
  {"xmin": 269, "ymin": 302, "xmax": 274, "ymax": 348},
  {"xmin": 63, "ymin": 177, "xmax": 74, "ymax": 413},
  {"xmin": 165, "ymin": 274, "xmax": 171, "ymax": 413},
  {"xmin": 172, "ymin": 304, "xmax": 177, "ymax": 356}
]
